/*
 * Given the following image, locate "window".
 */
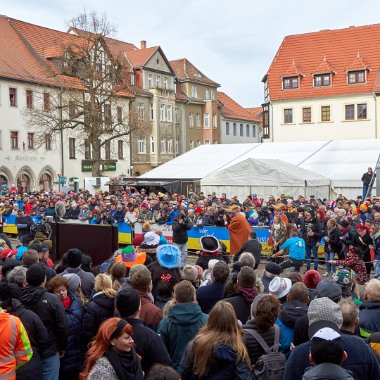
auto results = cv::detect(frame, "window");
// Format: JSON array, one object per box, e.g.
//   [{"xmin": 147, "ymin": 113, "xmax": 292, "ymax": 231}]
[
  {"xmin": 233, "ymin": 123, "xmax": 237, "ymax": 136},
  {"xmin": 130, "ymin": 73, "xmax": 135, "ymax": 86},
  {"xmin": 150, "ymin": 136, "xmax": 155, "ymax": 154},
  {"xmin": 205, "ymin": 88, "xmax": 210, "ymax": 100},
  {"xmin": 150, "ymin": 104, "xmax": 154, "ymax": 121},
  {"xmin": 263, "ymin": 104, "xmax": 270, "ymax": 139},
  {"xmin": 211, "ymin": 90, "xmax": 215, "ymax": 100},
  {"xmin": 197, "ymin": 140, "xmax": 201, "ymax": 146},
  {"xmin": 160, "ymin": 104, "xmax": 165, "ymax": 121},
  {"xmin": 283, "ymin": 76, "xmax": 299, "ymax": 89},
  {"xmin": 189, "ymin": 112, "xmax": 194, "ymax": 127},
  {"xmin": 118, "ymin": 140, "xmax": 123, "ymax": 159},
  {"xmin": 321, "ymin": 106, "xmax": 331, "ymax": 122},
  {"xmin": 166, "ymin": 105, "xmax": 172, "ymax": 122},
  {"xmin": 10, "ymin": 131, "xmax": 18, "ymax": 149},
  {"xmin": 302, "ymin": 107, "xmax": 312, "ymax": 123},
  {"xmin": 45, "ymin": 134, "xmax": 51, "ymax": 150},
  {"xmin": 204, "ymin": 139, "xmax": 210, "ymax": 144},
  {"xmin": 175, "ymin": 108, "xmax": 179, "ymax": 123},
  {"xmin": 69, "ymin": 138, "xmax": 76, "ymax": 158},
  {"xmin": 246, "ymin": 124, "xmax": 250, "ymax": 137},
  {"xmin": 167, "ymin": 138, "xmax": 173, "ymax": 153},
  {"xmin": 196, "ymin": 113, "xmax": 200, "ymax": 128},
  {"xmin": 138, "ymin": 139, "xmax": 145, "ymax": 154},
  {"xmin": 252, "ymin": 125, "xmax": 256, "ymax": 137},
  {"xmin": 27, "ymin": 133, "xmax": 34, "ymax": 149},
  {"xmin": 175, "ymin": 138, "xmax": 179, "ymax": 154},
  {"xmin": 43, "ymin": 92, "xmax": 50, "ymax": 111},
  {"xmin": 163, "ymin": 77, "xmax": 168, "ymax": 89},
  {"xmin": 345, "ymin": 104, "xmax": 355, "ymax": 120},
  {"xmin": 213, "ymin": 140, "xmax": 217, "ymax": 145},
  {"xmin": 156, "ymin": 75, "xmax": 161, "ymax": 88},
  {"xmin": 26, "ymin": 90, "xmax": 33, "ymax": 109},
  {"xmin": 148, "ymin": 74, "xmax": 153, "ymax": 88},
  {"xmin": 314, "ymin": 74, "xmax": 331, "ymax": 87},
  {"xmin": 204, "ymin": 113, "xmax": 210, "ymax": 128},
  {"xmin": 117, "ymin": 106, "xmax": 123, "ymax": 123},
  {"xmin": 84, "ymin": 139, "xmax": 91, "ymax": 159},
  {"xmin": 238, "ymin": 124, "xmax": 242, "ymax": 136},
  {"xmin": 9, "ymin": 88, "xmax": 17, "ymax": 107},
  {"xmin": 284, "ymin": 108, "xmax": 293, "ymax": 123},
  {"xmin": 138, "ymin": 103, "xmax": 144, "ymax": 120},
  {"xmin": 348, "ymin": 70, "xmax": 365, "ymax": 84},
  {"xmin": 189, "ymin": 140, "xmax": 194, "ymax": 150},
  {"xmin": 160, "ymin": 137, "xmax": 166, "ymax": 154},
  {"xmin": 212, "ymin": 114, "xmax": 217, "ymax": 128},
  {"xmin": 105, "ymin": 141, "xmax": 111, "ymax": 159},
  {"xmin": 357, "ymin": 104, "xmax": 367, "ymax": 119},
  {"xmin": 104, "ymin": 104, "xmax": 112, "ymax": 129},
  {"xmin": 192, "ymin": 85, "xmax": 197, "ymax": 98},
  {"xmin": 226, "ymin": 122, "xmax": 230, "ymax": 135}
]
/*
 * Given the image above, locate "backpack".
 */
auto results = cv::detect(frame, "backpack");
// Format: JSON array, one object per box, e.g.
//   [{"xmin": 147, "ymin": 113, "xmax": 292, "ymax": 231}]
[{"xmin": 244, "ymin": 324, "xmax": 286, "ymax": 380}]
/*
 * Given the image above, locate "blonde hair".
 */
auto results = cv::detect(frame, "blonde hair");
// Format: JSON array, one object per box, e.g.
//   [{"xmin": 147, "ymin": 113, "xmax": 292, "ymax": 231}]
[
  {"xmin": 95, "ymin": 274, "xmax": 117, "ymax": 299},
  {"xmin": 184, "ymin": 301, "xmax": 251, "ymax": 376}
]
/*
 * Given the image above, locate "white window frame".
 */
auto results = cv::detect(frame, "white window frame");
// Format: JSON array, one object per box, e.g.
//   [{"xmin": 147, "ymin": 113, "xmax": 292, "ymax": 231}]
[
  {"xmin": 192, "ymin": 85, "xmax": 197, "ymax": 98},
  {"xmin": 212, "ymin": 114, "xmax": 217, "ymax": 128},
  {"xmin": 167, "ymin": 138, "xmax": 173, "ymax": 153},
  {"xmin": 138, "ymin": 103, "xmax": 144, "ymax": 120},
  {"xmin": 196, "ymin": 113, "xmax": 200, "ymax": 128},
  {"xmin": 205, "ymin": 88, "xmax": 210, "ymax": 100},
  {"xmin": 163, "ymin": 77, "xmax": 168, "ymax": 89},
  {"xmin": 150, "ymin": 136, "xmax": 155, "ymax": 154},
  {"xmin": 150, "ymin": 104, "xmax": 154, "ymax": 120},
  {"xmin": 175, "ymin": 138, "xmax": 179, "ymax": 154},
  {"xmin": 156, "ymin": 75, "xmax": 161, "ymax": 88},
  {"xmin": 160, "ymin": 104, "xmax": 165, "ymax": 121},
  {"xmin": 204, "ymin": 113, "xmax": 210, "ymax": 128},
  {"xmin": 189, "ymin": 112, "xmax": 194, "ymax": 127},
  {"xmin": 189, "ymin": 140, "xmax": 194, "ymax": 150},
  {"xmin": 148, "ymin": 74, "xmax": 153, "ymax": 88},
  {"xmin": 138, "ymin": 139, "xmax": 145, "ymax": 154},
  {"xmin": 166, "ymin": 105, "xmax": 172, "ymax": 122},
  {"xmin": 160, "ymin": 137, "xmax": 166, "ymax": 154},
  {"xmin": 175, "ymin": 108, "xmax": 179, "ymax": 123}
]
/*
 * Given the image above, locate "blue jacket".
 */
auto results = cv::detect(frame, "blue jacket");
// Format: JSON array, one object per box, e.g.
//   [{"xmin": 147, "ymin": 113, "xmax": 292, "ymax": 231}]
[
  {"xmin": 158, "ymin": 303, "xmax": 208, "ymax": 370},
  {"xmin": 196, "ymin": 282, "xmax": 225, "ymax": 314},
  {"xmin": 61, "ymin": 293, "xmax": 85, "ymax": 373},
  {"xmin": 179, "ymin": 342, "xmax": 251, "ymax": 380},
  {"xmin": 359, "ymin": 301, "xmax": 380, "ymax": 334},
  {"xmin": 283, "ymin": 334, "xmax": 380, "ymax": 380},
  {"xmin": 281, "ymin": 237, "xmax": 306, "ymax": 260}
]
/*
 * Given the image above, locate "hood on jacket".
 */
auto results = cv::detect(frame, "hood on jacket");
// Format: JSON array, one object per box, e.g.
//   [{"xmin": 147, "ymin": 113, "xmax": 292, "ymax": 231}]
[
  {"xmin": 279, "ymin": 300, "xmax": 308, "ymax": 328},
  {"xmin": 92, "ymin": 292, "xmax": 115, "ymax": 311},
  {"xmin": 239, "ymin": 287, "xmax": 259, "ymax": 305},
  {"xmin": 213, "ymin": 344, "xmax": 237, "ymax": 362},
  {"xmin": 9, "ymin": 298, "xmax": 26, "ymax": 317},
  {"xmin": 359, "ymin": 301, "xmax": 380, "ymax": 310},
  {"xmin": 20, "ymin": 286, "xmax": 47, "ymax": 307},
  {"xmin": 168, "ymin": 302, "xmax": 205, "ymax": 326}
]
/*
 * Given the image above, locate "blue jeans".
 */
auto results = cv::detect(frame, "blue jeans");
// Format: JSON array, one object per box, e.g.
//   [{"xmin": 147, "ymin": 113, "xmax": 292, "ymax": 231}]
[
  {"xmin": 363, "ymin": 184, "xmax": 369, "ymax": 200},
  {"xmin": 324, "ymin": 251, "xmax": 336, "ymax": 273},
  {"xmin": 42, "ymin": 352, "xmax": 60, "ymax": 380},
  {"xmin": 374, "ymin": 260, "xmax": 380, "ymax": 279},
  {"xmin": 306, "ymin": 245, "xmax": 318, "ymax": 269},
  {"xmin": 173, "ymin": 242, "xmax": 188, "ymax": 268}
]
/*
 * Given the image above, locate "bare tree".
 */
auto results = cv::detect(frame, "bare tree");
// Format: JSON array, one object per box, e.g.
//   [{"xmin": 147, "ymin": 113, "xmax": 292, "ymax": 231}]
[{"xmin": 24, "ymin": 11, "xmax": 151, "ymax": 176}]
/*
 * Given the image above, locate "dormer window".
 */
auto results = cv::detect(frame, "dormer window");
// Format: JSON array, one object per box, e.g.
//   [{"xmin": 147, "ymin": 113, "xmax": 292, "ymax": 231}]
[
  {"xmin": 314, "ymin": 74, "xmax": 331, "ymax": 87},
  {"xmin": 348, "ymin": 70, "xmax": 366, "ymax": 84},
  {"xmin": 283, "ymin": 76, "xmax": 299, "ymax": 89}
]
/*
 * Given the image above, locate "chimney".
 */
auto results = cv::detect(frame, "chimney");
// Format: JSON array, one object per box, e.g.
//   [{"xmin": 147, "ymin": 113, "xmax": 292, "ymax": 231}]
[{"xmin": 140, "ymin": 40, "xmax": 147, "ymax": 49}]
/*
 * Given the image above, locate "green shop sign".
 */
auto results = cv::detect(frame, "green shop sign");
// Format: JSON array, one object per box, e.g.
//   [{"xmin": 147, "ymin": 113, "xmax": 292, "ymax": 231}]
[{"xmin": 81, "ymin": 162, "xmax": 117, "ymax": 172}]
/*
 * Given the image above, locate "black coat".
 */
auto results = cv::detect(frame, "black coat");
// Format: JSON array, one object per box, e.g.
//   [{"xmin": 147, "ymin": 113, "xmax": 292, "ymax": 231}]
[
  {"xmin": 195, "ymin": 253, "xmax": 229, "ymax": 271},
  {"xmin": 125, "ymin": 317, "xmax": 171, "ymax": 372},
  {"xmin": 20, "ymin": 286, "xmax": 68, "ymax": 358},
  {"xmin": 61, "ymin": 293, "xmax": 85, "ymax": 374},
  {"xmin": 83, "ymin": 292, "xmax": 115, "ymax": 344},
  {"xmin": 325, "ymin": 226, "xmax": 342, "ymax": 253},
  {"xmin": 224, "ymin": 289, "xmax": 258, "ymax": 324},
  {"xmin": 301, "ymin": 219, "xmax": 321, "ymax": 246},
  {"xmin": 233, "ymin": 239, "xmax": 262, "ymax": 268},
  {"xmin": 196, "ymin": 282, "xmax": 225, "ymax": 314},
  {"xmin": 172, "ymin": 219, "xmax": 193, "ymax": 244}
]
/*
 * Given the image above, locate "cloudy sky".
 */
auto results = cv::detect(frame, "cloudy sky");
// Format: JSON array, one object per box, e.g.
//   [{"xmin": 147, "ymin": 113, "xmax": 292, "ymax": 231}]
[{"xmin": 3, "ymin": 0, "xmax": 380, "ymax": 107}]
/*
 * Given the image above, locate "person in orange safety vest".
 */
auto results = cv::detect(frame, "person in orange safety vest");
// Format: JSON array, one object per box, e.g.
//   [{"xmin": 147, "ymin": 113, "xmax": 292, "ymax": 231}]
[{"xmin": 0, "ymin": 308, "xmax": 32, "ymax": 380}]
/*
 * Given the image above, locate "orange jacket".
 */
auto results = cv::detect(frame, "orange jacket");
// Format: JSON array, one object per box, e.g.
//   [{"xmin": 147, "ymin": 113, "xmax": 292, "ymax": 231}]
[{"xmin": 0, "ymin": 309, "xmax": 32, "ymax": 380}]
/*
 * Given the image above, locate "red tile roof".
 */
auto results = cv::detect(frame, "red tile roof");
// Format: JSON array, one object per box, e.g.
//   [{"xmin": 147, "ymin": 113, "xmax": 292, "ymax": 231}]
[
  {"xmin": 218, "ymin": 92, "xmax": 258, "ymax": 122},
  {"xmin": 125, "ymin": 46, "xmax": 159, "ymax": 68},
  {"xmin": 170, "ymin": 58, "xmax": 219, "ymax": 87},
  {"xmin": 314, "ymin": 57, "xmax": 335, "ymax": 74},
  {"xmin": 266, "ymin": 23, "xmax": 380, "ymax": 100},
  {"xmin": 245, "ymin": 107, "xmax": 263, "ymax": 123}
]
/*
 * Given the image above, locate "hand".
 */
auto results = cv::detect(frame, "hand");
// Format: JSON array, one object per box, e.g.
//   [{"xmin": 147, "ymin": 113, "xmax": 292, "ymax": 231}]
[
  {"xmin": 307, "ymin": 231, "xmax": 314, "ymax": 237},
  {"xmin": 325, "ymin": 237, "xmax": 329, "ymax": 242}
]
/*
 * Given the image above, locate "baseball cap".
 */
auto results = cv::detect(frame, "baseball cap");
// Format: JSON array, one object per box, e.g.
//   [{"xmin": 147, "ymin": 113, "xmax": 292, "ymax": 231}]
[{"xmin": 316, "ymin": 280, "xmax": 342, "ymax": 301}]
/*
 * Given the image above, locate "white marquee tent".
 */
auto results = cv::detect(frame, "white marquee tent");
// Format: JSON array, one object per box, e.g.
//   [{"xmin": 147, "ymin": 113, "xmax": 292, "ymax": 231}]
[
  {"xmin": 140, "ymin": 139, "xmax": 380, "ymax": 198},
  {"xmin": 201, "ymin": 158, "xmax": 331, "ymax": 199}
]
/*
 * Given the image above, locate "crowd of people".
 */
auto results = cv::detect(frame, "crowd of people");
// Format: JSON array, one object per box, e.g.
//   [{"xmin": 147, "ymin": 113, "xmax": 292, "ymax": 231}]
[{"xmin": 0, "ymin": 184, "xmax": 380, "ymax": 379}]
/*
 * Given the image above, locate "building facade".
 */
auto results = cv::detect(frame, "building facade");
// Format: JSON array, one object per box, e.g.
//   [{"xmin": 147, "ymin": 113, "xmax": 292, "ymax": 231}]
[
  {"xmin": 218, "ymin": 92, "xmax": 261, "ymax": 143},
  {"xmin": 170, "ymin": 58, "xmax": 221, "ymax": 149},
  {"xmin": 262, "ymin": 24, "xmax": 380, "ymax": 142}
]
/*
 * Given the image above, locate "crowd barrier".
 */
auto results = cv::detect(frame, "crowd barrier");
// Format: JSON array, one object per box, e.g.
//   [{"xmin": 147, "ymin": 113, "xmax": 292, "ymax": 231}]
[{"xmin": 3, "ymin": 216, "xmax": 272, "ymax": 254}]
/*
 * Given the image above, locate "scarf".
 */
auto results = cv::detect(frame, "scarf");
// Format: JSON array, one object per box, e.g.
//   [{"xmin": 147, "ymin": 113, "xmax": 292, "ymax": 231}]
[
  {"xmin": 61, "ymin": 296, "xmax": 71, "ymax": 309},
  {"xmin": 105, "ymin": 348, "xmax": 141, "ymax": 380},
  {"xmin": 239, "ymin": 287, "xmax": 259, "ymax": 305}
]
